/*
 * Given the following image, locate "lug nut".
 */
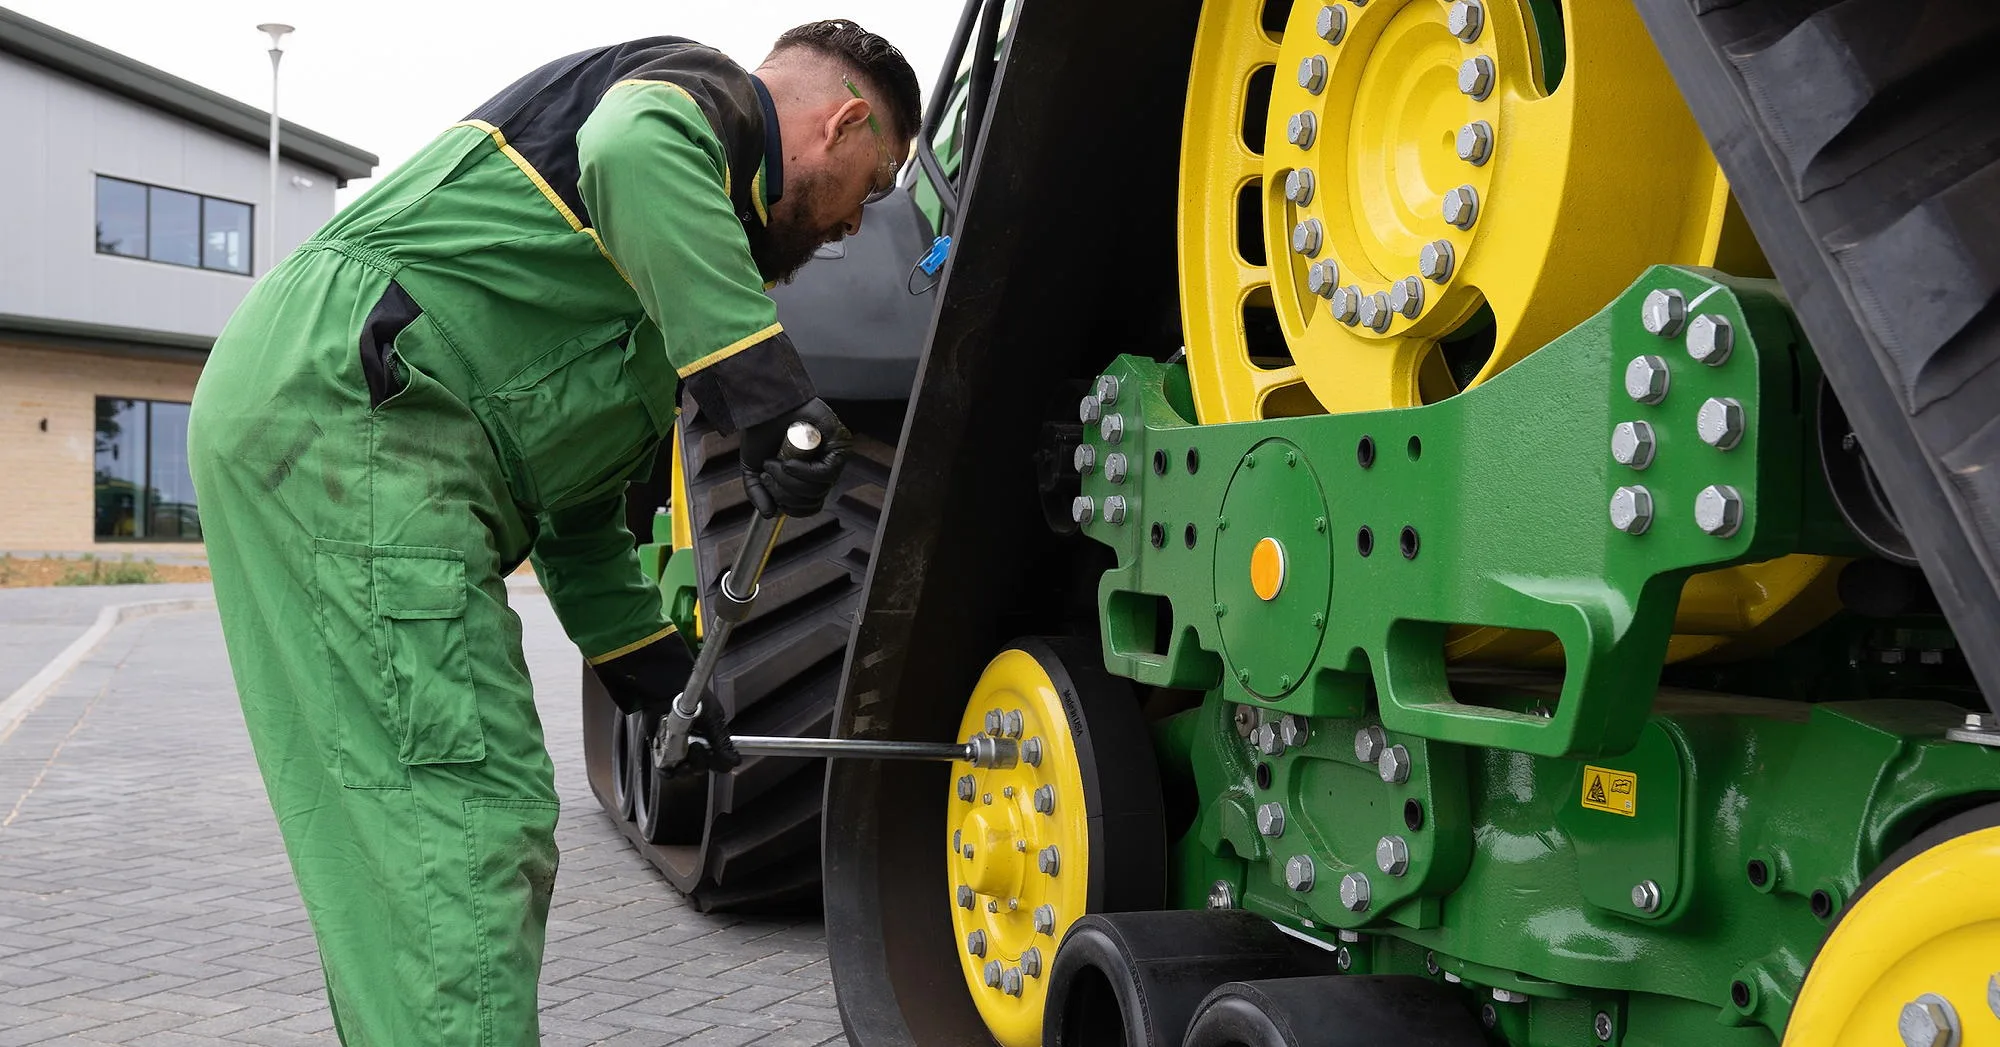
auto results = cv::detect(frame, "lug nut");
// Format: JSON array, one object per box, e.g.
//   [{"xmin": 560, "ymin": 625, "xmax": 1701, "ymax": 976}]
[
  {"xmin": 1104, "ymin": 452, "xmax": 1129, "ymax": 483},
  {"xmin": 1039, "ymin": 845, "xmax": 1061, "ymax": 875},
  {"xmin": 1023, "ymin": 737, "xmax": 1043, "ymax": 766},
  {"xmin": 1340, "ymin": 872, "xmax": 1372, "ymax": 912},
  {"xmin": 1898, "ymin": 994, "xmax": 1959, "ymax": 1047},
  {"xmin": 1358, "ymin": 291, "xmax": 1394, "ymax": 333},
  {"xmin": 958, "ymin": 885, "xmax": 974, "ymax": 908},
  {"xmin": 1687, "ymin": 314, "xmax": 1734, "ymax": 366},
  {"xmin": 1071, "ymin": 496, "xmax": 1094, "ymax": 525},
  {"xmin": 985, "ymin": 710, "xmax": 1003, "ymax": 734},
  {"xmin": 1378, "ymin": 743, "xmax": 1412, "ymax": 784},
  {"xmin": 1298, "ymin": 54, "xmax": 1329, "ymax": 94},
  {"xmin": 1442, "ymin": 185, "xmax": 1479, "ymax": 229},
  {"xmin": 1284, "ymin": 167, "xmax": 1316, "ymax": 205},
  {"xmin": 1419, "ymin": 240, "xmax": 1455, "ymax": 282},
  {"xmin": 1609, "ymin": 485, "xmax": 1654, "ymax": 535},
  {"xmin": 1631, "ymin": 880, "xmax": 1661, "ymax": 913},
  {"xmin": 1287, "ymin": 111, "xmax": 1318, "ymax": 149},
  {"xmin": 1456, "ymin": 121, "xmax": 1494, "ymax": 165},
  {"xmin": 1255, "ymin": 722, "xmax": 1285, "ymax": 756},
  {"xmin": 957, "ymin": 774, "xmax": 976, "ymax": 801},
  {"xmin": 1292, "ymin": 218, "xmax": 1324, "ymax": 257},
  {"xmin": 1078, "ymin": 394, "xmax": 1102, "ymax": 424},
  {"xmin": 1095, "ymin": 374, "xmax": 1120, "ymax": 406},
  {"xmin": 1034, "ymin": 784, "xmax": 1055, "ymax": 814},
  {"xmin": 1001, "ymin": 966, "xmax": 1024, "ymax": 997},
  {"xmin": 1695, "ymin": 484, "xmax": 1744, "ymax": 538},
  {"xmin": 1022, "ymin": 947, "xmax": 1043, "ymax": 978},
  {"xmin": 1316, "ymin": 4, "xmax": 1347, "ymax": 43},
  {"xmin": 1697, "ymin": 397, "xmax": 1745, "ymax": 450},
  {"xmin": 1073, "ymin": 443, "xmax": 1096, "ymax": 475},
  {"xmin": 1103, "ymin": 495, "xmax": 1128, "ymax": 525},
  {"xmin": 1285, "ymin": 854, "xmax": 1316, "ymax": 892},
  {"xmin": 1331, "ymin": 285, "xmax": 1363, "ymax": 324},
  {"xmin": 1033, "ymin": 903, "xmax": 1056, "ymax": 934},
  {"xmin": 984, "ymin": 959, "xmax": 1003, "ymax": 987},
  {"xmin": 1307, "ymin": 260, "xmax": 1339, "ymax": 298},
  {"xmin": 1208, "ymin": 879, "xmax": 1237, "ymax": 909},
  {"xmin": 1448, "ymin": 0, "xmax": 1485, "ymax": 42},
  {"xmin": 1611, "ymin": 421, "xmax": 1656, "ymax": 469},
  {"xmin": 1003, "ymin": 710, "xmax": 1024, "ymax": 738},
  {"xmin": 1101, "ymin": 413, "xmax": 1124, "ymax": 444},
  {"xmin": 1377, "ymin": 835, "xmax": 1410, "ymax": 876},
  {"xmin": 1280, "ymin": 714, "xmax": 1310, "ymax": 748},
  {"xmin": 1390, "ymin": 276, "xmax": 1425, "ymax": 318},
  {"xmin": 968, "ymin": 929, "xmax": 988, "ymax": 957},
  {"xmin": 1641, "ymin": 288, "xmax": 1686, "ymax": 337},
  {"xmin": 1624, "ymin": 355, "xmax": 1671, "ymax": 404},
  {"xmin": 1354, "ymin": 725, "xmax": 1386, "ymax": 763},
  {"xmin": 1458, "ymin": 55, "xmax": 1495, "ymax": 100},
  {"xmin": 1257, "ymin": 802, "xmax": 1287, "ymax": 837}
]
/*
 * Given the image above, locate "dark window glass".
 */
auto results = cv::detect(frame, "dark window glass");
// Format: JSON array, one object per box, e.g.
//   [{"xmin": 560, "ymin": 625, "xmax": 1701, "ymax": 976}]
[
  {"xmin": 148, "ymin": 187, "xmax": 200, "ymax": 267},
  {"xmin": 95, "ymin": 177, "xmax": 147, "ymax": 258},
  {"xmin": 93, "ymin": 398, "xmax": 201, "ymax": 540},
  {"xmin": 202, "ymin": 198, "xmax": 252, "ymax": 274},
  {"xmin": 94, "ymin": 398, "xmax": 147, "ymax": 539}
]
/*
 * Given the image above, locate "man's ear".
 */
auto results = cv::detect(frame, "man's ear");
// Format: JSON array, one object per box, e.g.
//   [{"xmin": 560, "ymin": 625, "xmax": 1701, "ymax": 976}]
[{"xmin": 828, "ymin": 97, "xmax": 871, "ymax": 144}]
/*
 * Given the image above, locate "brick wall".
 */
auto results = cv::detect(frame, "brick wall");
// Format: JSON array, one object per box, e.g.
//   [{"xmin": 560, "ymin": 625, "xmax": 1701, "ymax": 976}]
[{"xmin": 0, "ymin": 341, "xmax": 204, "ymax": 554}]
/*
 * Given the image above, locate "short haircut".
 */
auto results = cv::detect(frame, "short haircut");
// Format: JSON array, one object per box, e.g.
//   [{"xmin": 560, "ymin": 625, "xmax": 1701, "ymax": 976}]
[{"xmin": 771, "ymin": 20, "xmax": 922, "ymax": 144}]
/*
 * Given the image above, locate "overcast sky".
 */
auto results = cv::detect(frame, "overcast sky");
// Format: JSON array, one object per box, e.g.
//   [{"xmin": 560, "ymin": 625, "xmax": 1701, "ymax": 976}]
[{"xmin": 9, "ymin": 0, "xmax": 960, "ymax": 206}]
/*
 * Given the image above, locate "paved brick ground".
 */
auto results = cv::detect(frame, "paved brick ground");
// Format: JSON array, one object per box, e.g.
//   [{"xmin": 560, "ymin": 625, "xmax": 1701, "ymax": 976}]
[{"xmin": 0, "ymin": 589, "xmax": 844, "ymax": 1046}]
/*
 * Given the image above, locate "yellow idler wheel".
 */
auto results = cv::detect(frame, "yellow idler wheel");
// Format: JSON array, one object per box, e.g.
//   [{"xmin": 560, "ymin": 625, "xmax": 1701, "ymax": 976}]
[
  {"xmin": 1177, "ymin": 0, "xmax": 1836, "ymax": 663},
  {"xmin": 946, "ymin": 641, "xmax": 1165, "ymax": 1047},
  {"xmin": 1785, "ymin": 806, "xmax": 2000, "ymax": 1046}
]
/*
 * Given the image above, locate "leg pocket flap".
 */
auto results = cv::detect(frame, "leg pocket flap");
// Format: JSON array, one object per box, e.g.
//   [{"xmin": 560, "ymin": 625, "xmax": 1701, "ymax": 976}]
[{"xmin": 374, "ymin": 550, "xmax": 484, "ymax": 765}]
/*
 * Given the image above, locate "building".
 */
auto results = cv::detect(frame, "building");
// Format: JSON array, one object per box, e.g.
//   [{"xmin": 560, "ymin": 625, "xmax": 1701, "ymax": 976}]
[{"xmin": 0, "ymin": 7, "xmax": 375, "ymax": 554}]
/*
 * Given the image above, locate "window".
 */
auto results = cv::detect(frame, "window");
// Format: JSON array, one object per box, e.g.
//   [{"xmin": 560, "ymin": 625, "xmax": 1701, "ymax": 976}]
[
  {"xmin": 94, "ymin": 398, "xmax": 202, "ymax": 541},
  {"xmin": 94, "ymin": 175, "xmax": 254, "ymax": 275}
]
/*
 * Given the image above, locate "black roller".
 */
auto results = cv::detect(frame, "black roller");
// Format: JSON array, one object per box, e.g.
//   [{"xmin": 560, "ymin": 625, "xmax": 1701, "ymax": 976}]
[
  {"xmin": 1180, "ymin": 976, "xmax": 1488, "ymax": 1047},
  {"xmin": 1042, "ymin": 911, "xmax": 1342, "ymax": 1047}
]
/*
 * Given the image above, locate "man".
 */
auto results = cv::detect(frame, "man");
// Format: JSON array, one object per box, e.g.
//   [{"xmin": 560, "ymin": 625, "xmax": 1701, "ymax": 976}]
[{"xmin": 186, "ymin": 21, "xmax": 921, "ymax": 1045}]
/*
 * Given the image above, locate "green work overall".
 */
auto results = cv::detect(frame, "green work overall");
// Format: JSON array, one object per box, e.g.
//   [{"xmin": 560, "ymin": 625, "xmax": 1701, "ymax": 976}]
[{"xmin": 186, "ymin": 40, "xmax": 815, "ymax": 1045}]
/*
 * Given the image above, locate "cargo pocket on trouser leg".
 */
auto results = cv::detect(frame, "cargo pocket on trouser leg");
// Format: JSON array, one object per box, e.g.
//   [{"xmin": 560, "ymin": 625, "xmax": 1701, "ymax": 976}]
[
  {"xmin": 463, "ymin": 798, "xmax": 560, "ymax": 1046},
  {"xmin": 374, "ymin": 551, "xmax": 485, "ymax": 766}
]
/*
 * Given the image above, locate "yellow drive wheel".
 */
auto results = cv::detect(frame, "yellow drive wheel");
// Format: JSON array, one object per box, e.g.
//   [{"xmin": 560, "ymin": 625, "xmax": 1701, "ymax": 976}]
[
  {"xmin": 946, "ymin": 640, "xmax": 1166, "ymax": 1047},
  {"xmin": 1785, "ymin": 805, "xmax": 2000, "ymax": 1046},
  {"xmin": 1177, "ymin": 0, "xmax": 1836, "ymax": 663}
]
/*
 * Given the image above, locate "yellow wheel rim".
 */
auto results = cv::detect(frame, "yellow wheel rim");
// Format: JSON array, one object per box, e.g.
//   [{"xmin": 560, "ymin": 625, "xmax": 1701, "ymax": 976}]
[
  {"xmin": 947, "ymin": 649, "xmax": 1092, "ymax": 1047},
  {"xmin": 1784, "ymin": 823, "xmax": 2000, "ymax": 1045},
  {"xmin": 1177, "ymin": 0, "xmax": 1837, "ymax": 662}
]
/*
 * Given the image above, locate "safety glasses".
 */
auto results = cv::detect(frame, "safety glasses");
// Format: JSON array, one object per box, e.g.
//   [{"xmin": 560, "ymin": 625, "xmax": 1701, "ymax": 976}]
[{"xmin": 844, "ymin": 76, "xmax": 900, "ymax": 205}]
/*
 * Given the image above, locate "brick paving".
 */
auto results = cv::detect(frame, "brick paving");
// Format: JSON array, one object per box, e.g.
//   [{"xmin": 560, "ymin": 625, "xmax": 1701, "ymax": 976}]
[{"xmin": 0, "ymin": 588, "xmax": 844, "ymax": 1046}]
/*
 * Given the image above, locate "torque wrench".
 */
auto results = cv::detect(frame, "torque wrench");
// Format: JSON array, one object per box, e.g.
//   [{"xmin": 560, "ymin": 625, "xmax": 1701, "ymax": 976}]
[{"xmin": 727, "ymin": 733, "xmax": 1019, "ymax": 767}]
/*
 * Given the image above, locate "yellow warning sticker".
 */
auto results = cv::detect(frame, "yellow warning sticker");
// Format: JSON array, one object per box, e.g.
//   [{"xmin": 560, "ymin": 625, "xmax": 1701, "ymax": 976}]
[{"xmin": 1581, "ymin": 765, "xmax": 1638, "ymax": 817}]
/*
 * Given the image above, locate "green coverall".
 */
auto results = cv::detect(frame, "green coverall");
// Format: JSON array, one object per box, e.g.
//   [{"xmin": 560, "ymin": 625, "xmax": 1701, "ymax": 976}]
[{"xmin": 186, "ymin": 40, "xmax": 817, "ymax": 1044}]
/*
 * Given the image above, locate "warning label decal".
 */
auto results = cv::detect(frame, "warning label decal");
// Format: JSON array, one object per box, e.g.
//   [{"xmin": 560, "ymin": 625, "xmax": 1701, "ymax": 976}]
[{"xmin": 1581, "ymin": 765, "xmax": 1638, "ymax": 816}]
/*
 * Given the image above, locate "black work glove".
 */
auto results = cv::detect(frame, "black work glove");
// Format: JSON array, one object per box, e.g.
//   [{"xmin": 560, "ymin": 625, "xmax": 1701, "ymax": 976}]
[
  {"xmin": 653, "ymin": 701, "xmax": 741, "ymax": 777},
  {"xmin": 738, "ymin": 397, "xmax": 853, "ymax": 518},
  {"xmin": 593, "ymin": 635, "xmax": 741, "ymax": 773}
]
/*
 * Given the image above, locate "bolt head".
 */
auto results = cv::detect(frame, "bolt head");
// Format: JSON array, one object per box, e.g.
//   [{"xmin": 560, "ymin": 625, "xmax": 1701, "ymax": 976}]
[
  {"xmin": 984, "ymin": 959, "xmax": 1003, "ymax": 987},
  {"xmin": 958, "ymin": 885, "xmax": 974, "ymax": 909},
  {"xmin": 1442, "ymin": 185, "xmax": 1480, "ymax": 229},
  {"xmin": 1686, "ymin": 314, "xmax": 1734, "ymax": 365},
  {"xmin": 1285, "ymin": 854, "xmax": 1316, "ymax": 892},
  {"xmin": 1339, "ymin": 872, "xmax": 1372, "ymax": 912},
  {"xmin": 1307, "ymin": 260, "xmax": 1339, "ymax": 297},
  {"xmin": 1376, "ymin": 835, "xmax": 1410, "ymax": 876},
  {"xmin": 1899, "ymin": 995, "xmax": 1958, "ymax": 1047},
  {"xmin": 1316, "ymin": 4, "xmax": 1347, "ymax": 43},
  {"xmin": 1378, "ymin": 743, "xmax": 1412, "ymax": 783},
  {"xmin": 1073, "ymin": 443, "xmax": 1096, "ymax": 475},
  {"xmin": 1104, "ymin": 452, "xmax": 1129, "ymax": 483},
  {"xmin": 1208, "ymin": 879, "xmax": 1236, "ymax": 909},
  {"xmin": 1456, "ymin": 120, "xmax": 1494, "ymax": 165},
  {"xmin": 1286, "ymin": 110, "xmax": 1318, "ymax": 149},
  {"xmin": 1390, "ymin": 276, "xmax": 1425, "ymax": 318},
  {"xmin": 968, "ymin": 929, "xmax": 988, "ymax": 957},
  {"xmin": 1094, "ymin": 374, "xmax": 1121, "ymax": 406},
  {"xmin": 1331, "ymin": 285, "xmax": 1363, "ymax": 324},
  {"xmin": 1022, "ymin": 947, "xmax": 1043, "ymax": 978},
  {"xmin": 1257, "ymin": 802, "xmax": 1287, "ymax": 837},
  {"xmin": 1630, "ymin": 879, "xmax": 1662, "ymax": 912},
  {"xmin": 1988, "ymin": 974, "xmax": 2000, "ymax": 1021},
  {"xmin": 1071, "ymin": 496, "xmax": 1094, "ymax": 525},
  {"xmin": 1255, "ymin": 722, "xmax": 1285, "ymax": 756},
  {"xmin": 1695, "ymin": 484, "xmax": 1744, "ymax": 538},
  {"xmin": 1595, "ymin": 1012, "xmax": 1615, "ymax": 1041},
  {"xmin": 1609, "ymin": 485, "xmax": 1654, "ymax": 535},
  {"xmin": 1103, "ymin": 495, "xmax": 1128, "ymax": 525},
  {"xmin": 1001, "ymin": 966, "xmax": 1024, "ymax": 997},
  {"xmin": 957, "ymin": 774, "xmax": 976, "ymax": 801},
  {"xmin": 1298, "ymin": 54, "xmax": 1328, "ymax": 94},
  {"xmin": 1697, "ymin": 397, "xmax": 1746, "ymax": 451},
  {"xmin": 1279, "ymin": 714, "xmax": 1310, "ymax": 748},
  {"xmin": 1611, "ymin": 421, "xmax": 1656, "ymax": 469},
  {"xmin": 1078, "ymin": 394, "xmax": 1102, "ymax": 423},
  {"xmin": 1419, "ymin": 240, "xmax": 1455, "ymax": 282},
  {"xmin": 1354, "ymin": 725, "xmax": 1386, "ymax": 763},
  {"xmin": 1292, "ymin": 218, "xmax": 1324, "ymax": 257},
  {"xmin": 1458, "ymin": 55, "xmax": 1495, "ymax": 99},
  {"xmin": 1023, "ymin": 737, "xmax": 1044, "ymax": 766},
  {"xmin": 1038, "ymin": 845, "xmax": 1061, "ymax": 875},
  {"xmin": 1284, "ymin": 167, "xmax": 1316, "ymax": 205},
  {"xmin": 1641, "ymin": 288, "xmax": 1687, "ymax": 337},
  {"xmin": 1448, "ymin": 0, "xmax": 1485, "ymax": 41},
  {"xmin": 1100, "ymin": 413, "xmax": 1124, "ymax": 444},
  {"xmin": 1003, "ymin": 709, "xmax": 1025, "ymax": 738},
  {"xmin": 1624, "ymin": 355, "xmax": 1671, "ymax": 404},
  {"xmin": 1336, "ymin": 946, "xmax": 1353, "ymax": 971},
  {"xmin": 1033, "ymin": 903, "xmax": 1056, "ymax": 934},
  {"xmin": 1359, "ymin": 291, "xmax": 1394, "ymax": 333},
  {"xmin": 1034, "ymin": 784, "xmax": 1055, "ymax": 814},
  {"xmin": 985, "ymin": 710, "xmax": 1003, "ymax": 733}
]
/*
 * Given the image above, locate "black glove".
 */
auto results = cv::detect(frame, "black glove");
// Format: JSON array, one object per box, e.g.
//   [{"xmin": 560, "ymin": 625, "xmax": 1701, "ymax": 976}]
[
  {"xmin": 653, "ymin": 701, "xmax": 741, "ymax": 777},
  {"xmin": 738, "ymin": 397, "xmax": 853, "ymax": 518},
  {"xmin": 593, "ymin": 635, "xmax": 741, "ymax": 773}
]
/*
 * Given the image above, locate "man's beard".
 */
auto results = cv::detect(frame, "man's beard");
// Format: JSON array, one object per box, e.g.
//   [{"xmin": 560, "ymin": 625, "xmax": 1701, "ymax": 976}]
[{"xmin": 752, "ymin": 168, "xmax": 844, "ymax": 285}]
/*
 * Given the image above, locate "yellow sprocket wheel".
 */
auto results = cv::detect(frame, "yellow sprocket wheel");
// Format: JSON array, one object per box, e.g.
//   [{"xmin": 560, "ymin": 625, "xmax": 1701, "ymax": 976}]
[{"xmin": 1177, "ymin": 0, "xmax": 1836, "ymax": 663}]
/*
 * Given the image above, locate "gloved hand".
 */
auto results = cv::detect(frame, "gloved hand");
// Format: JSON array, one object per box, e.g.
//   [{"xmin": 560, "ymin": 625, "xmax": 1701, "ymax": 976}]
[
  {"xmin": 593, "ymin": 635, "xmax": 741, "ymax": 773},
  {"xmin": 738, "ymin": 397, "xmax": 853, "ymax": 518},
  {"xmin": 653, "ymin": 701, "xmax": 741, "ymax": 777}
]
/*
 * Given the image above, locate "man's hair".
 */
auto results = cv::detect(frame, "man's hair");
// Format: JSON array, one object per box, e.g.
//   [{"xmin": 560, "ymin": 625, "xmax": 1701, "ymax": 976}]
[{"xmin": 771, "ymin": 20, "xmax": 922, "ymax": 145}]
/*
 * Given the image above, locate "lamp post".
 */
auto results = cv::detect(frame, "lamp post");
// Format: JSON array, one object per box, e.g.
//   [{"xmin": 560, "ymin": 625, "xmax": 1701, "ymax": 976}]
[{"xmin": 256, "ymin": 22, "xmax": 293, "ymax": 275}]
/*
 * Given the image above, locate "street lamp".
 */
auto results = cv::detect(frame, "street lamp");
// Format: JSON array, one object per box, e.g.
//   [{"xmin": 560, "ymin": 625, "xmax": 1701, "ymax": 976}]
[{"xmin": 256, "ymin": 22, "xmax": 293, "ymax": 275}]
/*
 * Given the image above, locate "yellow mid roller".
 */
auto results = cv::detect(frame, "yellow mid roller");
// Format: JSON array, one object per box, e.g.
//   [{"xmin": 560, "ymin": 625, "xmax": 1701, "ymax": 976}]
[{"xmin": 1178, "ymin": 0, "xmax": 1839, "ymax": 662}]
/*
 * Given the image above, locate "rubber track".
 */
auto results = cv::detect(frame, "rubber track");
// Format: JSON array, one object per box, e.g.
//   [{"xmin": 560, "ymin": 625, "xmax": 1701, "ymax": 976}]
[
  {"xmin": 673, "ymin": 409, "xmax": 894, "ymax": 912},
  {"xmin": 1634, "ymin": 0, "xmax": 2000, "ymax": 704}
]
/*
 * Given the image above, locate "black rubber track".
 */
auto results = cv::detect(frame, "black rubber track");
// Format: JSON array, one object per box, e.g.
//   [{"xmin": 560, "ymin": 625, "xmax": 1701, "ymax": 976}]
[{"xmin": 1632, "ymin": 0, "xmax": 2000, "ymax": 706}]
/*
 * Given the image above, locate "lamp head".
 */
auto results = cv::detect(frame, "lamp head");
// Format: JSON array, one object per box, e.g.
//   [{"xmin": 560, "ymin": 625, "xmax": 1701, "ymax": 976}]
[{"xmin": 256, "ymin": 23, "xmax": 294, "ymax": 51}]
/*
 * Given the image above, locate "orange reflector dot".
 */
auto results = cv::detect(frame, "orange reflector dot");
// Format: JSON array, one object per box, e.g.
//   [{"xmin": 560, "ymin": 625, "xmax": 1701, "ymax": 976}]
[{"xmin": 1250, "ymin": 537, "xmax": 1286, "ymax": 601}]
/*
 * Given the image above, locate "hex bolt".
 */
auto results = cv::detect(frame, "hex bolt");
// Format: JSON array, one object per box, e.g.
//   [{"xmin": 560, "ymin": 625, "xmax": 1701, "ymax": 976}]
[
  {"xmin": 1286, "ymin": 854, "xmax": 1316, "ymax": 892},
  {"xmin": 1595, "ymin": 1012, "xmax": 1615, "ymax": 1041},
  {"xmin": 1442, "ymin": 185, "xmax": 1480, "ymax": 229},
  {"xmin": 985, "ymin": 709, "xmax": 1003, "ymax": 734},
  {"xmin": 1611, "ymin": 421, "xmax": 1656, "ymax": 469},
  {"xmin": 1687, "ymin": 314, "xmax": 1734, "ymax": 366},
  {"xmin": 1376, "ymin": 835, "xmax": 1410, "ymax": 876},
  {"xmin": 1285, "ymin": 167, "xmax": 1316, "ymax": 206},
  {"xmin": 1307, "ymin": 260, "xmax": 1340, "ymax": 298},
  {"xmin": 984, "ymin": 959, "xmax": 1003, "ymax": 987},
  {"xmin": 1208, "ymin": 879, "xmax": 1237, "ymax": 909},
  {"xmin": 1989, "ymin": 974, "xmax": 2000, "ymax": 1021},
  {"xmin": 962, "ymin": 841, "xmax": 975, "ymax": 860},
  {"xmin": 1299, "ymin": 54, "xmax": 1329, "ymax": 94},
  {"xmin": 967, "ymin": 929, "xmax": 988, "ymax": 957},
  {"xmin": 1079, "ymin": 394, "xmax": 1103, "ymax": 424},
  {"xmin": 1448, "ymin": 0, "xmax": 1485, "ymax": 42},
  {"xmin": 1899, "ymin": 993, "xmax": 1961, "ymax": 1047},
  {"xmin": 1024, "ymin": 737, "xmax": 1044, "ymax": 766},
  {"xmin": 1071, "ymin": 496, "xmax": 1094, "ymax": 525},
  {"xmin": 1038, "ymin": 845, "xmax": 1061, "ymax": 876},
  {"xmin": 1001, "ymin": 966, "xmax": 1025, "ymax": 997},
  {"xmin": 957, "ymin": 885, "xmax": 974, "ymax": 909},
  {"xmin": 1287, "ymin": 111, "xmax": 1318, "ymax": 150},
  {"xmin": 1641, "ymin": 288, "xmax": 1686, "ymax": 337},
  {"xmin": 1390, "ymin": 276, "xmax": 1425, "ymax": 319},
  {"xmin": 1030, "ymin": 785, "xmax": 1054, "ymax": 816},
  {"xmin": 957, "ymin": 774, "xmax": 976, "ymax": 801},
  {"xmin": 1331, "ymin": 285, "xmax": 1363, "ymax": 324},
  {"xmin": 1033, "ymin": 903, "xmax": 1056, "ymax": 934},
  {"xmin": 1257, "ymin": 802, "xmax": 1287, "ymax": 837},
  {"xmin": 1456, "ymin": 121, "xmax": 1494, "ymax": 165},
  {"xmin": 1101, "ymin": 413, "xmax": 1125, "ymax": 444},
  {"xmin": 1022, "ymin": 947, "xmax": 1044, "ymax": 978},
  {"xmin": 1103, "ymin": 495, "xmax": 1128, "ymax": 525},
  {"xmin": 1317, "ymin": 4, "xmax": 1347, "ymax": 43},
  {"xmin": 1355, "ymin": 725, "xmax": 1387, "ymax": 763},
  {"xmin": 1095, "ymin": 374, "xmax": 1121, "ymax": 406},
  {"xmin": 1073, "ymin": 443, "xmax": 1096, "ymax": 475},
  {"xmin": 1359, "ymin": 291, "xmax": 1394, "ymax": 333},
  {"xmin": 1340, "ymin": 872, "xmax": 1373, "ymax": 912},
  {"xmin": 1379, "ymin": 744, "xmax": 1412, "ymax": 784},
  {"xmin": 1003, "ymin": 710, "xmax": 1025, "ymax": 738},
  {"xmin": 1280, "ymin": 714, "xmax": 1310, "ymax": 748},
  {"xmin": 1624, "ymin": 355, "xmax": 1671, "ymax": 405},
  {"xmin": 1609, "ymin": 485, "xmax": 1654, "ymax": 535},
  {"xmin": 1631, "ymin": 879, "xmax": 1662, "ymax": 913},
  {"xmin": 1419, "ymin": 239, "xmax": 1455, "ymax": 282},
  {"xmin": 1292, "ymin": 218, "xmax": 1325, "ymax": 257},
  {"xmin": 1697, "ymin": 397, "xmax": 1746, "ymax": 451},
  {"xmin": 1695, "ymin": 484, "xmax": 1745, "ymax": 538},
  {"xmin": 1459, "ymin": 55, "xmax": 1495, "ymax": 100},
  {"xmin": 1104, "ymin": 452, "xmax": 1129, "ymax": 484},
  {"xmin": 1255, "ymin": 722, "xmax": 1286, "ymax": 756}
]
